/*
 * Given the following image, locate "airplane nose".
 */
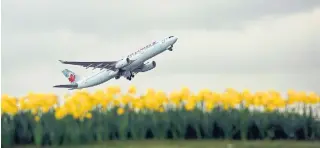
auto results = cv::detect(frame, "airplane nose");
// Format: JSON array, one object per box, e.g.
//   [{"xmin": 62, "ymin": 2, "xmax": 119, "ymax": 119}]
[{"xmin": 172, "ymin": 37, "xmax": 178, "ymax": 44}]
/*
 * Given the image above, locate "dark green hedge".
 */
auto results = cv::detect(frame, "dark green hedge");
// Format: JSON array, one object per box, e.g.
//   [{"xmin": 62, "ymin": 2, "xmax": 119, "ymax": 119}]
[{"xmin": 2, "ymin": 107, "xmax": 320, "ymax": 147}]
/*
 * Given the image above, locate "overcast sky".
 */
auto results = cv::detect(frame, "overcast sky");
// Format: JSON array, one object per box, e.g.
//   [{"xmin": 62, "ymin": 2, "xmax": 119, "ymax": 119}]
[{"xmin": 2, "ymin": 0, "xmax": 320, "ymax": 97}]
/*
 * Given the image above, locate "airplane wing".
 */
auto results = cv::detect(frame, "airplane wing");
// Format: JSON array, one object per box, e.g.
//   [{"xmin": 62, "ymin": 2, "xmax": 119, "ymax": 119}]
[{"xmin": 59, "ymin": 60, "xmax": 118, "ymax": 71}]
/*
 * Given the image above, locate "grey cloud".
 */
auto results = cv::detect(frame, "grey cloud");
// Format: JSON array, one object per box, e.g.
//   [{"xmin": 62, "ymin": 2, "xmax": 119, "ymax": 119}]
[
  {"xmin": 2, "ymin": 0, "xmax": 320, "ymax": 96},
  {"xmin": 159, "ymin": 45, "xmax": 320, "ymax": 74},
  {"xmin": 2, "ymin": 0, "xmax": 320, "ymax": 35}
]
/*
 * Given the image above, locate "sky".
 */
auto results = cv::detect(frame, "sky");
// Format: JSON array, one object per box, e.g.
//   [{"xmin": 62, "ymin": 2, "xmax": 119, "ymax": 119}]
[{"xmin": 2, "ymin": 0, "xmax": 320, "ymax": 97}]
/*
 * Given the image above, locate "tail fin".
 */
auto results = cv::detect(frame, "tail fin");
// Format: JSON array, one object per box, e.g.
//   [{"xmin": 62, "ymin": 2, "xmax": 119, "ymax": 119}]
[{"xmin": 62, "ymin": 69, "xmax": 81, "ymax": 83}]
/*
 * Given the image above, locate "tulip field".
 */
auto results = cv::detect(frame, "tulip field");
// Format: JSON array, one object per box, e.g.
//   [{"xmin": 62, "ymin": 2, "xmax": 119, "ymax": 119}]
[{"xmin": 1, "ymin": 86, "xmax": 320, "ymax": 147}]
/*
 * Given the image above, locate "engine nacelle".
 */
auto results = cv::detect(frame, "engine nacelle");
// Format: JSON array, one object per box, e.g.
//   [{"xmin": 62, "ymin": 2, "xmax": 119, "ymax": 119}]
[
  {"xmin": 115, "ymin": 58, "xmax": 130, "ymax": 69},
  {"xmin": 140, "ymin": 61, "xmax": 156, "ymax": 72}
]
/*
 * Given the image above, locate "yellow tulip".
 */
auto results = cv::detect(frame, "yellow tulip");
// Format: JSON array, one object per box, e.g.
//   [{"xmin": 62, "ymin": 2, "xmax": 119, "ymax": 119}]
[
  {"xmin": 223, "ymin": 104, "xmax": 230, "ymax": 110},
  {"xmin": 132, "ymin": 99, "xmax": 144, "ymax": 110},
  {"xmin": 72, "ymin": 112, "xmax": 80, "ymax": 119},
  {"xmin": 128, "ymin": 85, "xmax": 137, "ymax": 94},
  {"xmin": 85, "ymin": 112, "xmax": 92, "ymax": 119},
  {"xmin": 242, "ymin": 89, "xmax": 251, "ymax": 96},
  {"xmin": 55, "ymin": 107, "xmax": 67, "ymax": 120},
  {"xmin": 2, "ymin": 88, "xmax": 319, "ymax": 116},
  {"xmin": 252, "ymin": 96, "xmax": 261, "ymax": 107},
  {"xmin": 42, "ymin": 106, "xmax": 50, "ymax": 113},
  {"xmin": 204, "ymin": 101, "xmax": 214, "ymax": 112},
  {"xmin": 158, "ymin": 106, "xmax": 165, "ymax": 112},
  {"xmin": 112, "ymin": 99, "xmax": 121, "ymax": 107},
  {"xmin": 308, "ymin": 92, "xmax": 320, "ymax": 104},
  {"xmin": 180, "ymin": 87, "xmax": 191, "ymax": 99},
  {"xmin": 31, "ymin": 108, "xmax": 38, "ymax": 115},
  {"xmin": 225, "ymin": 88, "xmax": 238, "ymax": 95},
  {"xmin": 184, "ymin": 100, "xmax": 196, "ymax": 111},
  {"xmin": 197, "ymin": 89, "xmax": 211, "ymax": 101},
  {"xmin": 146, "ymin": 88, "xmax": 156, "ymax": 97},
  {"xmin": 34, "ymin": 116, "xmax": 40, "ymax": 122},
  {"xmin": 266, "ymin": 104, "xmax": 276, "ymax": 112},
  {"xmin": 1, "ymin": 94, "xmax": 10, "ymax": 100},
  {"xmin": 117, "ymin": 108, "xmax": 125, "ymax": 115}
]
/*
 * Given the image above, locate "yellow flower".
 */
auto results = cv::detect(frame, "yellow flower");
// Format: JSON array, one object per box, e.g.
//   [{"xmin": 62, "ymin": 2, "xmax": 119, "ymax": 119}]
[
  {"xmin": 287, "ymin": 89, "xmax": 298, "ymax": 104},
  {"xmin": 268, "ymin": 90, "xmax": 281, "ymax": 98},
  {"xmin": 120, "ymin": 94, "xmax": 133, "ymax": 106},
  {"xmin": 145, "ymin": 96, "xmax": 160, "ymax": 110},
  {"xmin": 128, "ymin": 85, "xmax": 137, "ymax": 94},
  {"xmin": 184, "ymin": 100, "xmax": 196, "ymax": 111},
  {"xmin": 158, "ymin": 107, "xmax": 165, "ymax": 112},
  {"xmin": 34, "ymin": 116, "xmax": 40, "ymax": 122},
  {"xmin": 132, "ymin": 99, "xmax": 144, "ymax": 110},
  {"xmin": 106, "ymin": 86, "xmax": 121, "ymax": 94},
  {"xmin": 42, "ymin": 106, "xmax": 50, "ymax": 113},
  {"xmin": 31, "ymin": 108, "xmax": 38, "ymax": 115},
  {"xmin": 3, "ymin": 88, "xmax": 319, "ymax": 116},
  {"xmin": 113, "ymin": 99, "xmax": 121, "ymax": 107},
  {"xmin": 225, "ymin": 88, "xmax": 238, "ymax": 95},
  {"xmin": 180, "ymin": 87, "xmax": 191, "ymax": 99},
  {"xmin": 242, "ymin": 89, "xmax": 251, "ymax": 97},
  {"xmin": 223, "ymin": 104, "xmax": 230, "ymax": 110},
  {"xmin": 266, "ymin": 104, "xmax": 276, "ymax": 112},
  {"xmin": 72, "ymin": 112, "xmax": 80, "ymax": 119},
  {"xmin": 54, "ymin": 109, "xmax": 66, "ymax": 120},
  {"xmin": 117, "ymin": 107, "xmax": 125, "ymax": 115},
  {"xmin": 198, "ymin": 89, "xmax": 211, "ymax": 101},
  {"xmin": 308, "ymin": 92, "xmax": 320, "ymax": 104},
  {"xmin": 273, "ymin": 97, "xmax": 286, "ymax": 108},
  {"xmin": 204, "ymin": 101, "xmax": 214, "ymax": 112},
  {"xmin": 169, "ymin": 91, "xmax": 182, "ymax": 107},
  {"xmin": 252, "ymin": 96, "xmax": 261, "ymax": 107},
  {"xmin": 1, "ymin": 94, "xmax": 9, "ymax": 100},
  {"xmin": 85, "ymin": 112, "xmax": 92, "ymax": 119},
  {"xmin": 146, "ymin": 88, "xmax": 156, "ymax": 97}
]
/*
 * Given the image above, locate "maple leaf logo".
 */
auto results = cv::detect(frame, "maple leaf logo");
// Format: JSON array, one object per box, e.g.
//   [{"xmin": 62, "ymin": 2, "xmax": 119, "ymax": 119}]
[{"xmin": 68, "ymin": 74, "xmax": 76, "ymax": 83}]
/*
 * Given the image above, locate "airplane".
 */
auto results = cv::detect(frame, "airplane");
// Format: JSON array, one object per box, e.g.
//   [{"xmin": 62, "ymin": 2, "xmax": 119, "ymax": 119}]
[{"xmin": 53, "ymin": 36, "xmax": 178, "ymax": 89}]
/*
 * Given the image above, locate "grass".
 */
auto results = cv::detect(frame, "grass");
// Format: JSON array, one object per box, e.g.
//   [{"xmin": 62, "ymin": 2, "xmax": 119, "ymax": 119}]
[{"xmin": 14, "ymin": 140, "xmax": 320, "ymax": 148}]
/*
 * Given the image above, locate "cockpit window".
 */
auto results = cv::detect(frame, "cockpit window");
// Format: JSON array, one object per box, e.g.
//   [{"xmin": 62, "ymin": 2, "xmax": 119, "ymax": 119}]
[{"xmin": 169, "ymin": 36, "xmax": 174, "ymax": 38}]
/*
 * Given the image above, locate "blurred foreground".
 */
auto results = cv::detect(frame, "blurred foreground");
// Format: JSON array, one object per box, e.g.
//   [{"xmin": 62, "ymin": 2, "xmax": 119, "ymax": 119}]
[
  {"xmin": 2, "ymin": 86, "xmax": 320, "ymax": 147},
  {"xmin": 15, "ymin": 140, "xmax": 320, "ymax": 148}
]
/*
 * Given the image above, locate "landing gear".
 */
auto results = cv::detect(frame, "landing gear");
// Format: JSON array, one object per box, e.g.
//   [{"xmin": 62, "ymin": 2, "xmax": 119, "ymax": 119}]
[
  {"xmin": 168, "ymin": 45, "xmax": 173, "ymax": 51},
  {"xmin": 116, "ymin": 69, "xmax": 135, "ymax": 81},
  {"xmin": 126, "ymin": 72, "xmax": 135, "ymax": 81}
]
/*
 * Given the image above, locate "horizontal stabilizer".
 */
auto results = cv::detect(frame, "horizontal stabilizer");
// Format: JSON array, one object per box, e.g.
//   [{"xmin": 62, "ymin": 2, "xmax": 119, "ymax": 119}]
[
  {"xmin": 53, "ymin": 84, "xmax": 78, "ymax": 88},
  {"xmin": 59, "ymin": 60, "xmax": 66, "ymax": 63}
]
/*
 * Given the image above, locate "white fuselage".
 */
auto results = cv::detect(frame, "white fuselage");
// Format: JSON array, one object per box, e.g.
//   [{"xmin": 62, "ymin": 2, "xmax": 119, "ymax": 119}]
[
  {"xmin": 76, "ymin": 69, "xmax": 118, "ymax": 88},
  {"xmin": 75, "ymin": 36, "xmax": 178, "ymax": 89}
]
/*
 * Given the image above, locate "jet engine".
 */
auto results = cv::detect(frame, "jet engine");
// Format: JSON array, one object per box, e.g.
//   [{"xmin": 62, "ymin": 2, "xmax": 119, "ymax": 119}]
[
  {"xmin": 115, "ymin": 58, "xmax": 130, "ymax": 69},
  {"xmin": 140, "ymin": 61, "xmax": 156, "ymax": 72}
]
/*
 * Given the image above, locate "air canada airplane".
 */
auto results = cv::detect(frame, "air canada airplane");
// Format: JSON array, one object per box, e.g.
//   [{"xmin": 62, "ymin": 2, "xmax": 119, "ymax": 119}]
[{"xmin": 53, "ymin": 36, "xmax": 178, "ymax": 90}]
